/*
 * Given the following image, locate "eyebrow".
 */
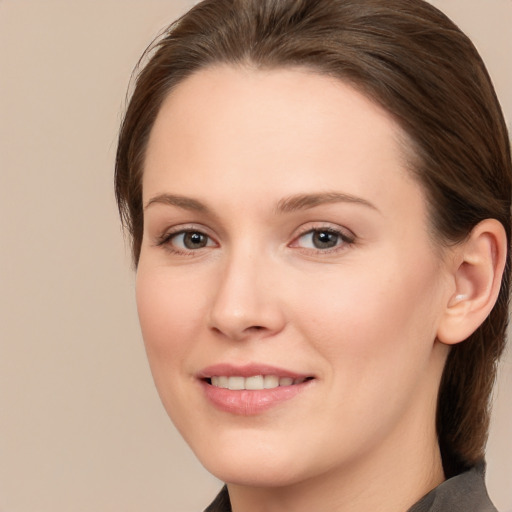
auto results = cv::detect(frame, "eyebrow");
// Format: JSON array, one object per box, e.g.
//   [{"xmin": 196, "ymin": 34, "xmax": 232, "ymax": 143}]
[
  {"xmin": 275, "ymin": 192, "xmax": 378, "ymax": 214},
  {"xmin": 144, "ymin": 193, "xmax": 211, "ymax": 213},
  {"xmin": 144, "ymin": 191, "xmax": 378, "ymax": 215}
]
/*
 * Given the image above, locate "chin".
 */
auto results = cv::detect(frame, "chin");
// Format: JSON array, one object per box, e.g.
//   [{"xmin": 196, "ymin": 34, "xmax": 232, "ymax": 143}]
[
  {"xmin": 192, "ymin": 437, "xmax": 311, "ymax": 488},
  {"xmin": 205, "ymin": 459, "xmax": 307, "ymax": 488}
]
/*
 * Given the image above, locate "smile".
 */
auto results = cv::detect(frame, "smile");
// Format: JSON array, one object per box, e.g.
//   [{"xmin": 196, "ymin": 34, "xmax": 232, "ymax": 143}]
[
  {"xmin": 199, "ymin": 364, "xmax": 316, "ymax": 415},
  {"xmin": 208, "ymin": 375, "xmax": 311, "ymax": 390}
]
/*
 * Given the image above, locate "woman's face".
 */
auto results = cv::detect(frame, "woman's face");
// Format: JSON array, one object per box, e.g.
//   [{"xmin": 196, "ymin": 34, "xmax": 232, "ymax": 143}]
[{"xmin": 137, "ymin": 66, "xmax": 453, "ymax": 487}]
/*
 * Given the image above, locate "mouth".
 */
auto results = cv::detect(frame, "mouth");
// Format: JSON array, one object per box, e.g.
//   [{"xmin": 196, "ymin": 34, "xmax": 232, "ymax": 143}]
[
  {"xmin": 205, "ymin": 375, "xmax": 314, "ymax": 390},
  {"xmin": 198, "ymin": 364, "xmax": 316, "ymax": 415}
]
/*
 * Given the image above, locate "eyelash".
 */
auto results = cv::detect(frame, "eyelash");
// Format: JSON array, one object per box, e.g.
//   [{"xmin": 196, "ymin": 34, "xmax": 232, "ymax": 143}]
[
  {"xmin": 156, "ymin": 226, "xmax": 217, "ymax": 256},
  {"xmin": 291, "ymin": 225, "xmax": 355, "ymax": 254},
  {"xmin": 156, "ymin": 224, "xmax": 355, "ymax": 256}
]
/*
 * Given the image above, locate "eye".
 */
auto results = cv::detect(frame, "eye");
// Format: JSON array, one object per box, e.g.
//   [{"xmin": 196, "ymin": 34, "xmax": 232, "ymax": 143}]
[
  {"xmin": 160, "ymin": 229, "xmax": 216, "ymax": 252},
  {"xmin": 292, "ymin": 227, "xmax": 354, "ymax": 251}
]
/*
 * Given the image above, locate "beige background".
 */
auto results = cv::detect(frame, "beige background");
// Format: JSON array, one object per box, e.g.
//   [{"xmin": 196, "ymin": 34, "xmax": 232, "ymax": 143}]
[{"xmin": 0, "ymin": 1, "xmax": 510, "ymax": 511}]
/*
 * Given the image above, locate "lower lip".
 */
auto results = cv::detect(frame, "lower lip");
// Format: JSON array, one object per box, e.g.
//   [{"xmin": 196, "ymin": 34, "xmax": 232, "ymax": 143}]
[{"xmin": 201, "ymin": 380, "xmax": 313, "ymax": 416}]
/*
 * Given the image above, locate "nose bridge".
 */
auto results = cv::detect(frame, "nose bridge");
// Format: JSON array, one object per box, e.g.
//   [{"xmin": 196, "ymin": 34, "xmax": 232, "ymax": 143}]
[{"xmin": 208, "ymin": 242, "xmax": 284, "ymax": 340}]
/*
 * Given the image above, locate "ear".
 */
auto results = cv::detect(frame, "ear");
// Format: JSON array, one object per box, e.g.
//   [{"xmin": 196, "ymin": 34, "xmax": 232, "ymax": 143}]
[{"xmin": 437, "ymin": 219, "xmax": 508, "ymax": 346}]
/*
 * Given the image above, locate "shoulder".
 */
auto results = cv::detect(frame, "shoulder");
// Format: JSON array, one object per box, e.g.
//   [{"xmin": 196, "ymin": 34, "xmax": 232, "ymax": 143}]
[{"xmin": 408, "ymin": 463, "xmax": 498, "ymax": 512}]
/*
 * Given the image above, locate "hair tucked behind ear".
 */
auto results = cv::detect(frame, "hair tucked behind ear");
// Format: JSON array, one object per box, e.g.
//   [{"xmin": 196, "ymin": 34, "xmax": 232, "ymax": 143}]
[{"xmin": 115, "ymin": 0, "xmax": 511, "ymax": 477}]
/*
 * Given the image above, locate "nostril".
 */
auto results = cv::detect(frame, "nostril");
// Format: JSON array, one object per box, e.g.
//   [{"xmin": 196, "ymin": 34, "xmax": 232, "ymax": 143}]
[{"xmin": 244, "ymin": 325, "xmax": 266, "ymax": 335}]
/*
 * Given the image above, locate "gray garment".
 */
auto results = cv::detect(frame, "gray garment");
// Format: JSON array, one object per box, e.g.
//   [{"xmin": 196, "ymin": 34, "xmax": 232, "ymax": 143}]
[
  {"xmin": 408, "ymin": 464, "xmax": 497, "ymax": 512},
  {"xmin": 205, "ymin": 465, "xmax": 497, "ymax": 512}
]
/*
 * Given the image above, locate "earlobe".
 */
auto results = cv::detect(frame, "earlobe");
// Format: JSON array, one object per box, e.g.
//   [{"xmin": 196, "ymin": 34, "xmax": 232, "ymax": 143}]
[{"xmin": 437, "ymin": 219, "xmax": 507, "ymax": 346}]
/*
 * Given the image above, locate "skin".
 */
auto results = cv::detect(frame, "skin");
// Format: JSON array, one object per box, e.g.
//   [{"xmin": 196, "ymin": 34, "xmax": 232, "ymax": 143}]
[{"xmin": 137, "ymin": 66, "xmax": 460, "ymax": 512}]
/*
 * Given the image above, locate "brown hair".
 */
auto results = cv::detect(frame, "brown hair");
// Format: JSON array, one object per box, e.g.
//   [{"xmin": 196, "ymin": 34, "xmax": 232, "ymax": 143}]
[{"xmin": 115, "ymin": 0, "xmax": 511, "ymax": 477}]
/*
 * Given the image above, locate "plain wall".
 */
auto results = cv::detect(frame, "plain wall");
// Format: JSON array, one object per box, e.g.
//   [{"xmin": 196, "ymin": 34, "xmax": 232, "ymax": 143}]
[{"xmin": 0, "ymin": 1, "xmax": 510, "ymax": 511}]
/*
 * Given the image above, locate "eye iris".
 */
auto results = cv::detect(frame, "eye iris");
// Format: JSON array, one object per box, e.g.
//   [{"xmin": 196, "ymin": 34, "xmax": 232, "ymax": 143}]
[
  {"xmin": 312, "ymin": 230, "xmax": 338, "ymax": 249},
  {"xmin": 183, "ymin": 232, "xmax": 207, "ymax": 249}
]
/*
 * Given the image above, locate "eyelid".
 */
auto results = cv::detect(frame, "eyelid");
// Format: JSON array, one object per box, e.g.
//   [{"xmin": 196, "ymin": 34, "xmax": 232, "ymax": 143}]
[
  {"xmin": 289, "ymin": 223, "xmax": 356, "ymax": 252},
  {"xmin": 156, "ymin": 224, "xmax": 219, "ymax": 252},
  {"xmin": 153, "ymin": 222, "xmax": 355, "ymax": 255}
]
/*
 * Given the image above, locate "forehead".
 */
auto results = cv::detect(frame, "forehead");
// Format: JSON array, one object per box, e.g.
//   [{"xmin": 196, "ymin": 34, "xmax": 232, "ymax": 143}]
[{"xmin": 143, "ymin": 65, "xmax": 423, "ymax": 218}]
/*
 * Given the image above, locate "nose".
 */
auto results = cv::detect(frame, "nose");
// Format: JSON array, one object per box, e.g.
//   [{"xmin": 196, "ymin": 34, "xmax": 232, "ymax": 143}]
[{"xmin": 208, "ymin": 250, "xmax": 286, "ymax": 341}]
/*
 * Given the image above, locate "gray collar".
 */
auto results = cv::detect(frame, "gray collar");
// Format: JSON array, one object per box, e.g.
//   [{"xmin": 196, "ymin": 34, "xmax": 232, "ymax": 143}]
[
  {"xmin": 205, "ymin": 465, "xmax": 497, "ymax": 512},
  {"xmin": 408, "ymin": 464, "xmax": 497, "ymax": 512}
]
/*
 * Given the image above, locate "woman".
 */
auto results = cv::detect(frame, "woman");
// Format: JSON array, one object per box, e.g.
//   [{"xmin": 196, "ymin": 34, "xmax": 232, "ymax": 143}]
[{"xmin": 115, "ymin": 0, "xmax": 511, "ymax": 510}]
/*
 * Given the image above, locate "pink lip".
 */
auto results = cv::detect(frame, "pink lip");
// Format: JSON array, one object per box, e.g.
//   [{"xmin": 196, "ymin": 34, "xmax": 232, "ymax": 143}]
[
  {"xmin": 198, "ymin": 363, "xmax": 310, "ymax": 379},
  {"xmin": 198, "ymin": 363, "xmax": 315, "ymax": 416}
]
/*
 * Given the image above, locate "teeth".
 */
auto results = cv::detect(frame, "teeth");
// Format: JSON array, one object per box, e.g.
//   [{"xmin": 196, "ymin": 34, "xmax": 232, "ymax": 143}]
[
  {"xmin": 211, "ymin": 376, "xmax": 229, "ymax": 388},
  {"xmin": 245, "ymin": 375, "xmax": 264, "ymax": 390},
  {"xmin": 228, "ymin": 376, "xmax": 245, "ymax": 390},
  {"xmin": 264, "ymin": 375, "xmax": 279, "ymax": 389},
  {"xmin": 210, "ymin": 375, "xmax": 308, "ymax": 390}
]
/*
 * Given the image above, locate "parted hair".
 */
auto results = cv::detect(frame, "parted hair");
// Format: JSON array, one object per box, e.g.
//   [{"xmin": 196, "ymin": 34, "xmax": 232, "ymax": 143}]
[{"xmin": 115, "ymin": 0, "xmax": 511, "ymax": 477}]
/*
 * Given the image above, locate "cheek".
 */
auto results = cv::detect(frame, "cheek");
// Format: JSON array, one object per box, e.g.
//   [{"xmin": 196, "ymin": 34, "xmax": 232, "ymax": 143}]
[
  {"xmin": 282, "ymin": 253, "xmax": 445, "ymax": 456},
  {"xmin": 134, "ymin": 266, "xmax": 216, "ymax": 436},
  {"xmin": 135, "ymin": 267, "xmax": 208, "ymax": 372},
  {"xmin": 293, "ymin": 248, "xmax": 444, "ymax": 376}
]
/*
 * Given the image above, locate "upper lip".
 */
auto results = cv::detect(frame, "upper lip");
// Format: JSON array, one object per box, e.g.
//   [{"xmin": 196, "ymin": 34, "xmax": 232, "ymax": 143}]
[{"xmin": 198, "ymin": 363, "xmax": 313, "ymax": 380}]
